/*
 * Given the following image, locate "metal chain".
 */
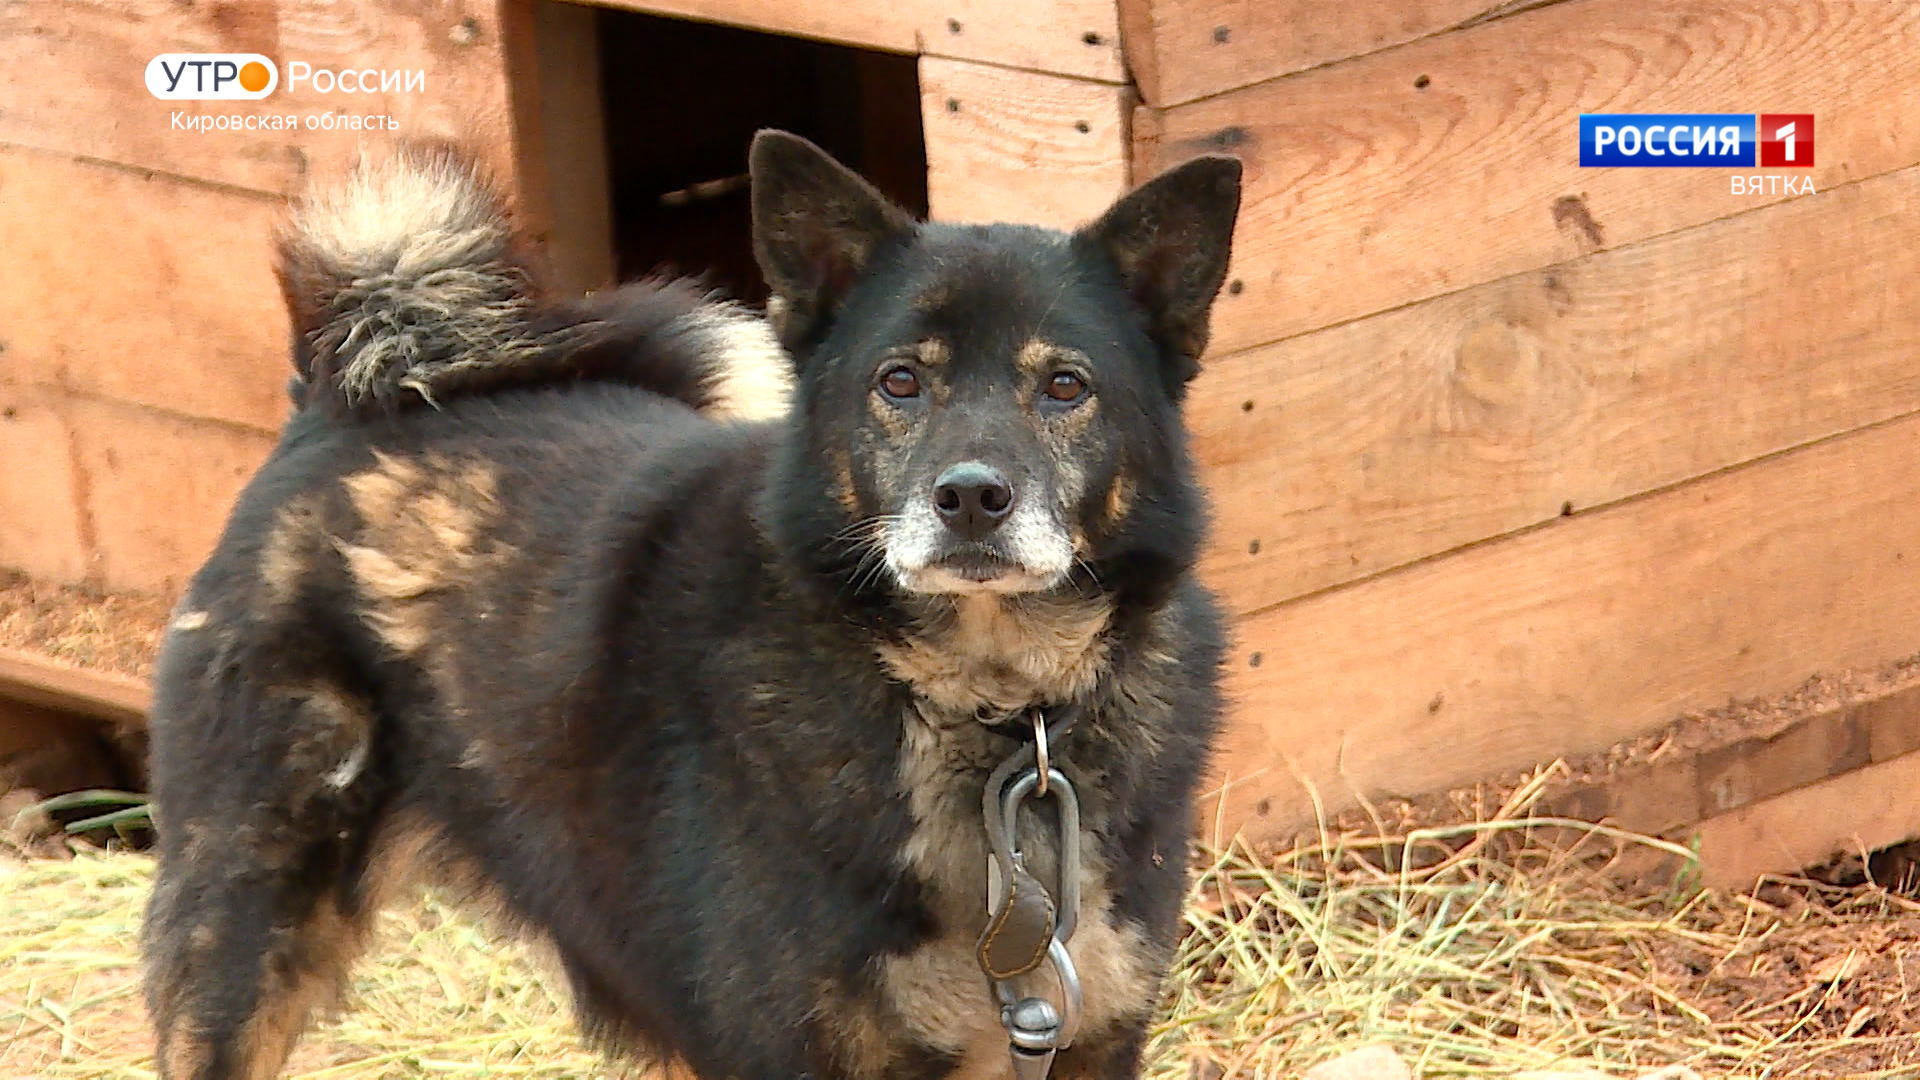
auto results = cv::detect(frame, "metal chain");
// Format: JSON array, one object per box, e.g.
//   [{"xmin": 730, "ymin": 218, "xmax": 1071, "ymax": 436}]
[{"xmin": 1033, "ymin": 710, "xmax": 1050, "ymax": 796}]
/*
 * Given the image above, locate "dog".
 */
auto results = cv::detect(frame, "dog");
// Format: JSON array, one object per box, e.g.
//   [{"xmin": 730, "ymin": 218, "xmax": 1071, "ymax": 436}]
[{"xmin": 141, "ymin": 131, "xmax": 1241, "ymax": 1080}]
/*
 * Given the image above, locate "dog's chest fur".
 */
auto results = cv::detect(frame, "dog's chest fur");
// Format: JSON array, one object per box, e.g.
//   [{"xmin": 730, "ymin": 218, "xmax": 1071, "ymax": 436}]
[{"xmin": 868, "ymin": 593, "xmax": 1160, "ymax": 1077}]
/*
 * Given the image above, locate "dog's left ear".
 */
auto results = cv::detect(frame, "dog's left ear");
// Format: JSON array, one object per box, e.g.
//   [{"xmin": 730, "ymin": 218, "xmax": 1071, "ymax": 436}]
[
  {"xmin": 1074, "ymin": 155, "xmax": 1242, "ymax": 381},
  {"xmin": 750, "ymin": 130, "xmax": 916, "ymax": 347}
]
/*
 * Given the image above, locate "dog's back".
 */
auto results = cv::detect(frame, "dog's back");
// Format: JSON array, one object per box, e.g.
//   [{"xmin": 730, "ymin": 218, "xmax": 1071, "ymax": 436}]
[
  {"xmin": 143, "ymin": 147, "xmax": 806, "ymax": 1078},
  {"xmin": 143, "ymin": 135, "xmax": 1239, "ymax": 1080}
]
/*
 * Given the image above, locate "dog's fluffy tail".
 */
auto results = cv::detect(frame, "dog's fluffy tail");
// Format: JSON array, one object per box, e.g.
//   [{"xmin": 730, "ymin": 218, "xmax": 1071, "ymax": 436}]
[{"xmin": 277, "ymin": 145, "xmax": 792, "ymax": 422}]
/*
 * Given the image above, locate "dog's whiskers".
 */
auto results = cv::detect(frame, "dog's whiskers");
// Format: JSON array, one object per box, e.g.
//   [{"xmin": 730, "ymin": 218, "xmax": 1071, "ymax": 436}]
[
  {"xmin": 824, "ymin": 514, "xmax": 903, "ymax": 596},
  {"xmin": 826, "ymin": 514, "xmax": 899, "ymax": 551}
]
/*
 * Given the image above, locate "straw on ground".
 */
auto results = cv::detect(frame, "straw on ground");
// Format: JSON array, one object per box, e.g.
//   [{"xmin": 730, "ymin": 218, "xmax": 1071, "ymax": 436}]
[{"xmin": 6, "ymin": 785, "xmax": 1919, "ymax": 1078}]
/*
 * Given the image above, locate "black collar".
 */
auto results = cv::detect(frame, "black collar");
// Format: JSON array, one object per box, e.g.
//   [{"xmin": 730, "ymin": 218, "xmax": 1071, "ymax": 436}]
[{"xmin": 979, "ymin": 703, "xmax": 1078, "ymax": 744}]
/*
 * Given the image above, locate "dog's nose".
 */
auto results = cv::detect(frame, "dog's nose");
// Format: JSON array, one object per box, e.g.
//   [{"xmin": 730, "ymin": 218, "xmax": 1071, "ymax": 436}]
[{"xmin": 933, "ymin": 462, "xmax": 1014, "ymax": 539}]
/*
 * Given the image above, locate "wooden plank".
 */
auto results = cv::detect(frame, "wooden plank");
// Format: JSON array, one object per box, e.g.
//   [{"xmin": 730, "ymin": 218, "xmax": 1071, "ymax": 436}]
[
  {"xmin": 1544, "ymin": 675, "xmax": 1920, "ymax": 840},
  {"xmin": 919, "ymin": 57, "xmax": 1130, "ymax": 228},
  {"xmin": 500, "ymin": 0, "xmax": 559, "ymax": 286},
  {"xmin": 0, "ymin": 146, "xmax": 290, "ymax": 434},
  {"xmin": 601, "ymin": 0, "xmax": 1126, "ymax": 80},
  {"xmin": 1117, "ymin": 0, "xmax": 1504, "ymax": 107},
  {"xmin": 918, "ymin": 0, "xmax": 1126, "ymax": 83},
  {"xmin": 0, "ymin": 385, "xmax": 90, "ymax": 586},
  {"xmin": 531, "ymin": 0, "xmax": 616, "ymax": 295},
  {"xmin": 57, "ymin": 393, "xmax": 276, "ymax": 597},
  {"xmin": 1694, "ymin": 749, "xmax": 1920, "ymax": 891},
  {"xmin": 1210, "ymin": 410, "xmax": 1920, "ymax": 843},
  {"xmin": 1136, "ymin": 0, "xmax": 1920, "ymax": 360},
  {"xmin": 0, "ymin": 647, "xmax": 149, "ymax": 727},
  {"xmin": 1190, "ymin": 164, "xmax": 1920, "ymax": 616},
  {"xmin": 0, "ymin": 0, "xmax": 529, "ymax": 196},
  {"xmin": 597, "ymin": 0, "xmax": 922, "ymax": 53}
]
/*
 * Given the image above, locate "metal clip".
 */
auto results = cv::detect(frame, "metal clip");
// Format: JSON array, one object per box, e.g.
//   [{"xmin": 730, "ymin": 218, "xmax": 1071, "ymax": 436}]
[
  {"xmin": 994, "ymin": 768, "xmax": 1080, "ymax": 949},
  {"xmin": 1005, "ymin": 996, "xmax": 1061, "ymax": 1080},
  {"xmin": 984, "ymin": 766, "xmax": 1083, "ymax": 1058},
  {"xmin": 980, "ymin": 709, "xmax": 1083, "ymax": 1080}
]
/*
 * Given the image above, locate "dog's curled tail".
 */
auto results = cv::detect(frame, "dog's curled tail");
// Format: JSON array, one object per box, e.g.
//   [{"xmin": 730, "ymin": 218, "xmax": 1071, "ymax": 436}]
[{"xmin": 277, "ymin": 144, "xmax": 792, "ymax": 422}]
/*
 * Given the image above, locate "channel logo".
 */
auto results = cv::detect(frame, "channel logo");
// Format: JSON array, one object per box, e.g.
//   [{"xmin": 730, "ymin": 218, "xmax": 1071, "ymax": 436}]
[
  {"xmin": 1758, "ymin": 113, "xmax": 1814, "ymax": 167},
  {"xmin": 146, "ymin": 54, "xmax": 278, "ymax": 100},
  {"xmin": 1580, "ymin": 114, "xmax": 1814, "ymax": 168}
]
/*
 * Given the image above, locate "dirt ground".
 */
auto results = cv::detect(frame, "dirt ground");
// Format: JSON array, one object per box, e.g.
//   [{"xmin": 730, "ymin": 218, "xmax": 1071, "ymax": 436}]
[{"xmin": 1621, "ymin": 880, "xmax": 1920, "ymax": 1075}]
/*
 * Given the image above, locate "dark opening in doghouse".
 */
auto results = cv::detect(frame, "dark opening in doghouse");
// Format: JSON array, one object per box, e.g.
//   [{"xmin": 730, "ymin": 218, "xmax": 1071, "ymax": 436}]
[
  {"xmin": 531, "ymin": 1, "xmax": 928, "ymax": 303},
  {"xmin": 0, "ymin": 693, "xmax": 149, "ymax": 852}
]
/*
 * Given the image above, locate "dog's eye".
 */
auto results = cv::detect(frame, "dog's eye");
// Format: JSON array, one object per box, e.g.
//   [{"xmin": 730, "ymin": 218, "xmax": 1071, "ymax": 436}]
[
  {"xmin": 1044, "ymin": 372, "xmax": 1088, "ymax": 403},
  {"xmin": 880, "ymin": 367, "xmax": 922, "ymax": 399}
]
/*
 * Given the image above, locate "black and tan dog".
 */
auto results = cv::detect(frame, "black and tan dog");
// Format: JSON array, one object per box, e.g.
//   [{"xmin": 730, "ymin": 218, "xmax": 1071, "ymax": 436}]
[{"xmin": 142, "ymin": 131, "xmax": 1241, "ymax": 1080}]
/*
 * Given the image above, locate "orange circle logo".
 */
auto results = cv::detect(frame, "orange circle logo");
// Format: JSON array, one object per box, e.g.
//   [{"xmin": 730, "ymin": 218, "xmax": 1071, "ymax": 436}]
[{"xmin": 239, "ymin": 61, "xmax": 270, "ymax": 92}]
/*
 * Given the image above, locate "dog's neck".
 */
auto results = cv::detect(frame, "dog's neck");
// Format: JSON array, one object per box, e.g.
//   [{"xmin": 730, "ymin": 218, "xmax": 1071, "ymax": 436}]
[{"xmin": 875, "ymin": 590, "xmax": 1115, "ymax": 720}]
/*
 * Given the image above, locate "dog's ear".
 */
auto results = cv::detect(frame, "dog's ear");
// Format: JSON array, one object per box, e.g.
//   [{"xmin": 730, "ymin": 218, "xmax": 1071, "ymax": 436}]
[
  {"xmin": 750, "ymin": 130, "xmax": 915, "ymax": 347},
  {"xmin": 1074, "ymin": 155, "xmax": 1241, "ymax": 381}
]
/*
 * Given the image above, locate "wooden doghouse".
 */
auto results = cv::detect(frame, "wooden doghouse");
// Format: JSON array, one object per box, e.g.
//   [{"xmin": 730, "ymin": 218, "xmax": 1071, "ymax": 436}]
[{"xmin": 2, "ymin": 0, "xmax": 1918, "ymax": 885}]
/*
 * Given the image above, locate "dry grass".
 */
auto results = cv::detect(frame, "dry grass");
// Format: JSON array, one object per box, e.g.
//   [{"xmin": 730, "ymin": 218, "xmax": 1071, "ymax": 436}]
[
  {"xmin": 1148, "ymin": 778, "xmax": 1920, "ymax": 1079},
  {"xmin": 0, "ymin": 571, "xmax": 170, "ymax": 680},
  {"xmin": 0, "ymin": 854, "xmax": 622, "ymax": 1079},
  {"xmin": 7, "ymin": 789, "xmax": 1920, "ymax": 1079}
]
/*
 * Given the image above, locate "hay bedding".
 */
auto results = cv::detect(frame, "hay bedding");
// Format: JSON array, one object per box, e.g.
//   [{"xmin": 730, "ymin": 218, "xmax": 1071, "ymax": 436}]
[
  {"xmin": 7, "ymin": 795, "xmax": 1920, "ymax": 1080},
  {"xmin": 5, "ymin": 585, "xmax": 1919, "ymax": 1077},
  {"xmin": 0, "ymin": 572, "xmax": 170, "ymax": 681}
]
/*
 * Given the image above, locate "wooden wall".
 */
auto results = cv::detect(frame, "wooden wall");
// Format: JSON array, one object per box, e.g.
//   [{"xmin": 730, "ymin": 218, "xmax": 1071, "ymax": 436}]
[
  {"xmin": 0, "ymin": 0, "xmax": 543, "ymax": 595},
  {"xmin": 1115, "ymin": 0, "xmax": 1920, "ymax": 841}
]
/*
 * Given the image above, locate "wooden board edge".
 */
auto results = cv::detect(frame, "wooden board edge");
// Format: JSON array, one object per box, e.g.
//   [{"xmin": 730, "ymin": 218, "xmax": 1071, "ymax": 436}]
[
  {"xmin": 1544, "ymin": 671, "xmax": 1920, "ymax": 839},
  {"xmin": 497, "ymin": 0, "xmax": 559, "ymax": 283},
  {"xmin": 530, "ymin": 0, "xmax": 617, "ymax": 294},
  {"xmin": 917, "ymin": 0, "xmax": 1128, "ymax": 84},
  {"xmin": 592, "ymin": 0, "xmax": 921, "ymax": 54},
  {"xmin": 1114, "ymin": 0, "xmax": 1162, "ymax": 103},
  {"xmin": 1693, "ymin": 748, "xmax": 1920, "ymax": 892},
  {"xmin": 0, "ymin": 647, "xmax": 151, "ymax": 726}
]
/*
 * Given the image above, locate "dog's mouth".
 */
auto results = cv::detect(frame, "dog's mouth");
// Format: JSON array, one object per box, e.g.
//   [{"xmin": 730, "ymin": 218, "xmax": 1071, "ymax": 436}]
[
  {"xmin": 899, "ymin": 545, "xmax": 1055, "ymax": 595},
  {"xmin": 936, "ymin": 548, "xmax": 1014, "ymax": 582},
  {"xmin": 881, "ymin": 506, "xmax": 1076, "ymax": 596}
]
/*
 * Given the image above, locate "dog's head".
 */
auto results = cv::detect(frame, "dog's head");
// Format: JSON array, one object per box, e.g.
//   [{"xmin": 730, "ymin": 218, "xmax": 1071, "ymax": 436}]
[{"xmin": 752, "ymin": 132, "xmax": 1240, "ymax": 604}]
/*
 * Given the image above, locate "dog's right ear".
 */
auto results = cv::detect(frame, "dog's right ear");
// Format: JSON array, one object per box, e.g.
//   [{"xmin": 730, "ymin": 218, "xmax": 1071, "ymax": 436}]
[{"xmin": 750, "ymin": 130, "xmax": 915, "ymax": 347}]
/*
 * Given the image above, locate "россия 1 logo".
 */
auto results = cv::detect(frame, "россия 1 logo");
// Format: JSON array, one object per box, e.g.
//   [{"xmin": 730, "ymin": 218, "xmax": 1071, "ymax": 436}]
[
  {"xmin": 147, "ymin": 54, "xmax": 278, "ymax": 99},
  {"xmin": 1580, "ymin": 114, "xmax": 1814, "ymax": 167}
]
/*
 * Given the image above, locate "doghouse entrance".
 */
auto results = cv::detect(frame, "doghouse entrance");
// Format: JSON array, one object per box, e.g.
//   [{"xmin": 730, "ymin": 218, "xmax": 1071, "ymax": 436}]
[{"xmin": 529, "ymin": 0, "xmax": 928, "ymax": 302}]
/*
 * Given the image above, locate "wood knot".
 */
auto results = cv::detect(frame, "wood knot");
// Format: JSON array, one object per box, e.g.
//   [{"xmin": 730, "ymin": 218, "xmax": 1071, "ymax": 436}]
[{"xmin": 1452, "ymin": 321, "xmax": 1541, "ymax": 409}]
